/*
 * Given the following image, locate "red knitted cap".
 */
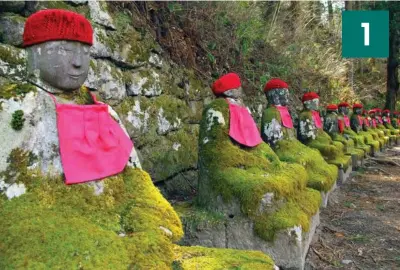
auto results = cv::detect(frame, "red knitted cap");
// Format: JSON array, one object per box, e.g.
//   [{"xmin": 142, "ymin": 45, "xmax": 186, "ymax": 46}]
[
  {"xmin": 382, "ymin": 109, "xmax": 390, "ymax": 114},
  {"xmin": 212, "ymin": 73, "xmax": 241, "ymax": 95},
  {"xmin": 338, "ymin": 102, "xmax": 350, "ymax": 107},
  {"xmin": 368, "ymin": 109, "xmax": 376, "ymax": 114},
  {"xmin": 394, "ymin": 111, "xmax": 399, "ymax": 115},
  {"xmin": 301, "ymin": 92, "xmax": 319, "ymax": 102},
  {"xmin": 264, "ymin": 78, "xmax": 288, "ymax": 92},
  {"xmin": 374, "ymin": 108, "xmax": 382, "ymax": 112},
  {"xmin": 353, "ymin": 103, "xmax": 363, "ymax": 109},
  {"xmin": 326, "ymin": 104, "xmax": 338, "ymax": 110},
  {"xmin": 23, "ymin": 9, "xmax": 93, "ymax": 47}
]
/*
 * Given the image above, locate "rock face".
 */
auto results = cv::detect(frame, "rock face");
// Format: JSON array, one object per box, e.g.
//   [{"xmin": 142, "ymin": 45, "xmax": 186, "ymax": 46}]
[{"xmin": 0, "ymin": 0, "xmax": 212, "ymax": 199}]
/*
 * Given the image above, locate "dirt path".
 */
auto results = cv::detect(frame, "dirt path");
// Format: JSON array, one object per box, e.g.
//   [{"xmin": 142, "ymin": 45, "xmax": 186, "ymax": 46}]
[{"xmin": 306, "ymin": 147, "xmax": 400, "ymax": 270}]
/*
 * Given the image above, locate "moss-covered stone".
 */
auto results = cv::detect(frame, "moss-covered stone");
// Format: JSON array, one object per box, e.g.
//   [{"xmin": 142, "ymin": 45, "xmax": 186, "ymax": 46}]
[
  {"xmin": 261, "ymin": 106, "xmax": 337, "ymax": 192},
  {"xmin": 197, "ymin": 98, "xmax": 321, "ymax": 241},
  {"xmin": 174, "ymin": 245, "xmax": 275, "ymax": 270},
  {"xmin": 0, "ymin": 80, "xmax": 36, "ymax": 100},
  {"xmin": 298, "ymin": 110, "xmax": 351, "ymax": 169},
  {"xmin": 10, "ymin": 109, "xmax": 24, "ymax": 130},
  {"xmin": 0, "ymin": 147, "xmax": 186, "ymax": 269}
]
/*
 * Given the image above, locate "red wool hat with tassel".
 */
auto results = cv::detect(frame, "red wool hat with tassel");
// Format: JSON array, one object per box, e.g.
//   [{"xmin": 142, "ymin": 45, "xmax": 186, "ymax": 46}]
[
  {"xmin": 302, "ymin": 92, "xmax": 319, "ymax": 102},
  {"xmin": 264, "ymin": 78, "xmax": 288, "ymax": 92},
  {"xmin": 212, "ymin": 73, "xmax": 241, "ymax": 95}
]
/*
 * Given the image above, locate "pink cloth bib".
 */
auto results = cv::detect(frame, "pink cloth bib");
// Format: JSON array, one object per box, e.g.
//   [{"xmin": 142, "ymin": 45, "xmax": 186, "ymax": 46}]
[
  {"xmin": 377, "ymin": 116, "xmax": 383, "ymax": 124},
  {"xmin": 227, "ymin": 101, "xmax": 262, "ymax": 147},
  {"xmin": 357, "ymin": 115, "xmax": 363, "ymax": 126},
  {"xmin": 343, "ymin": 115, "xmax": 350, "ymax": 127},
  {"xmin": 311, "ymin": 110, "xmax": 322, "ymax": 129},
  {"xmin": 364, "ymin": 118, "xmax": 370, "ymax": 127},
  {"xmin": 372, "ymin": 119, "xmax": 377, "ymax": 128},
  {"xmin": 275, "ymin": 105, "xmax": 293, "ymax": 128},
  {"xmin": 49, "ymin": 93, "xmax": 133, "ymax": 185}
]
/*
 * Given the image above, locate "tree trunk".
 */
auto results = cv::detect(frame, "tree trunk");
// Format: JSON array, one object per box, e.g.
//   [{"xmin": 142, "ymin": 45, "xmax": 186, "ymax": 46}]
[
  {"xmin": 328, "ymin": 0, "xmax": 333, "ymax": 21},
  {"xmin": 385, "ymin": 10, "xmax": 399, "ymax": 111}
]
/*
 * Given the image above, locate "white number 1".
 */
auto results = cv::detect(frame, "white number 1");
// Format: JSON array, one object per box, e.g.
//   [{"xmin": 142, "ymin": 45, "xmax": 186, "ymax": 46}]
[{"xmin": 361, "ymin": 22, "xmax": 370, "ymax": 46}]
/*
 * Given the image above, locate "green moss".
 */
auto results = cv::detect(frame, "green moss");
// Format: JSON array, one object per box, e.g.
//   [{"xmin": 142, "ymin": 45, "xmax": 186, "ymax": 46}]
[
  {"xmin": 0, "ymin": 44, "xmax": 24, "ymax": 66},
  {"xmin": 298, "ymin": 110, "xmax": 351, "ymax": 169},
  {"xmin": 10, "ymin": 110, "xmax": 25, "ymax": 130},
  {"xmin": 197, "ymin": 99, "xmax": 321, "ymax": 241},
  {"xmin": 174, "ymin": 245, "xmax": 275, "ymax": 270},
  {"xmin": 0, "ymin": 82, "xmax": 36, "ymax": 100},
  {"xmin": 262, "ymin": 107, "xmax": 337, "ymax": 192},
  {"xmin": 331, "ymin": 134, "xmax": 364, "ymax": 158},
  {"xmin": 255, "ymin": 188, "xmax": 321, "ymax": 241},
  {"xmin": 0, "ymin": 146, "xmax": 185, "ymax": 269}
]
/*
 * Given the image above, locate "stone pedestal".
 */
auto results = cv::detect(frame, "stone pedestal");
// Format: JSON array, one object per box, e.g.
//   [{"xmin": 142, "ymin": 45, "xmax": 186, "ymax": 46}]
[{"xmin": 338, "ymin": 165, "xmax": 353, "ymax": 185}]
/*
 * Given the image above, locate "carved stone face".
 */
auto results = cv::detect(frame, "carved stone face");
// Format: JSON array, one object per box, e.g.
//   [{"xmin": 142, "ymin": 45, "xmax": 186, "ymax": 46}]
[
  {"xmin": 353, "ymin": 108, "xmax": 362, "ymax": 115},
  {"xmin": 383, "ymin": 111, "xmax": 390, "ymax": 117},
  {"xmin": 303, "ymin": 98, "xmax": 319, "ymax": 110},
  {"xmin": 223, "ymin": 87, "xmax": 244, "ymax": 100},
  {"xmin": 338, "ymin": 106, "xmax": 349, "ymax": 115},
  {"xmin": 326, "ymin": 109, "xmax": 337, "ymax": 115},
  {"xmin": 266, "ymin": 88, "xmax": 289, "ymax": 106},
  {"xmin": 27, "ymin": 40, "xmax": 90, "ymax": 92}
]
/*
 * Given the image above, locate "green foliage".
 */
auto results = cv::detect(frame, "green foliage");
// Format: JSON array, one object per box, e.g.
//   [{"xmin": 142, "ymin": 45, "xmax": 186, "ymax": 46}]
[{"xmin": 10, "ymin": 110, "xmax": 25, "ymax": 131}]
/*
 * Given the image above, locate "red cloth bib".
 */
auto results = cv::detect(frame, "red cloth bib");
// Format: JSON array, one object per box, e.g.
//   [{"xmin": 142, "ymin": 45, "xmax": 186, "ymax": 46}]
[
  {"xmin": 227, "ymin": 101, "xmax": 262, "ymax": 147},
  {"xmin": 338, "ymin": 119, "xmax": 344, "ymax": 133},
  {"xmin": 275, "ymin": 105, "xmax": 293, "ymax": 128},
  {"xmin": 311, "ymin": 110, "xmax": 322, "ymax": 129},
  {"xmin": 377, "ymin": 116, "xmax": 383, "ymax": 124},
  {"xmin": 364, "ymin": 118, "xmax": 370, "ymax": 127},
  {"xmin": 372, "ymin": 119, "xmax": 377, "ymax": 128},
  {"xmin": 343, "ymin": 115, "xmax": 350, "ymax": 127},
  {"xmin": 357, "ymin": 115, "xmax": 363, "ymax": 126},
  {"xmin": 49, "ymin": 93, "xmax": 133, "ymax": 185}
]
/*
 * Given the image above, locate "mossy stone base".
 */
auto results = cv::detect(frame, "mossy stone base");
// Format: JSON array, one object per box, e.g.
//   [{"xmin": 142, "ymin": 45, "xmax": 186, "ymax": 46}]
[{"xmin": 179, "ymin": 203, "xmax": 320, "ymax": 270}]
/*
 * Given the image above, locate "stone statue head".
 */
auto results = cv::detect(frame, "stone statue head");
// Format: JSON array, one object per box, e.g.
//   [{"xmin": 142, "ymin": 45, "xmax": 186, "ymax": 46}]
[
  {"xmin": 326, "ymin": 105, "xmax": 338, "ymax": 115},
  {"xmin": 212, "ymin": 73, "xmax": 244, "ymax": 104},
  {"xmin": 266, "ymin": 88, "xmax": 289, "ymax": 106},
  {"xmin": 352, "ymin": 104, "xmax": 363, "ymax": 115},
  {"xmin": 382, "ymin": 110, "xmax": 390, "ymax": 117},
  {"xmin": 301, "ymin": 92, "xmax": 319, "ymax": 111},
  {"xmin": 23, "ymin": 9, "xmax": 93, "ymax": 93},
  {"xmin": 375, "ymin": 109, "xmax": 382, "ymax": 117},
  {"xmin": 338, "ymin": 103, "xmax": 350, "ymax": 115},
  {"xmin": 368, "ymin": 110, "xmax": 376, "ymax": 118},
  {"xmin": 264, "ymin": 78, "xmax": 290, "ymax": 106}
]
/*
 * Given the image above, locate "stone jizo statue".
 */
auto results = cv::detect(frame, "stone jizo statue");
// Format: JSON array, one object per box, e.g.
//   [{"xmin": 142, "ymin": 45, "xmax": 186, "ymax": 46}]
[{"xmin": 261, "ymin": 78, "xmax": 337, "ymax": 194}]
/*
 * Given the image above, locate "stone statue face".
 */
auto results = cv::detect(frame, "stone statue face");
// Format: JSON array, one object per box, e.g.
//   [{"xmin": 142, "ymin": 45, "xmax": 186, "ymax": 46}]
[
  {"xmin": 27, "ymin": 40, "xmax": 90, "ymax": 92},
  {"xmin": 383, "ymin": 111, "xmax": 390, "ymax": 117},
  {"xmin": 353, "ymin": 108, "xmax": 362, "ymax": 115},
  {"xmin": 223, "ymin": 87, "xmax": 244, "ymax": 100},
  {"xmin": 266, "ymin": 88, "xmax": 289, "ymax": 106},
  {"xmin": 326, "ymin": 109, "xmax": 337, "ymax": 115},
  {"xmin": 303, "ymin": 98, "xmax": 319, "ymax": 110},
  {"xmin": 338, "ymin": 106, "xmax": 349, "ymax": 115}
]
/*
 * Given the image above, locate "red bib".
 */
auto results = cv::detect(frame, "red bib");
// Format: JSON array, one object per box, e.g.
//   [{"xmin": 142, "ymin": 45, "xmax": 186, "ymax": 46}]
[
  {"xmin": 311, "ymin": 110, "xmax": 322, "ymax": 129},
  {"xmin": 227, "ymin": 101, "xmax": 262, "ymax": 147},
  {"xmin": 49, "ymin": 93, "xmax": 133, "ymax": 185},
  {"xmin": 343, "ymin": 115, "xmax": 350, "ymax": 127},
  {"xmin": 377, "ymin": 116, "xmax": 383, "ymax": 124},
  {"xmin": 275, "ymin": 105, "xmax": 293, "ymax": 128},
  {"xmin": 372, "ymin": 119, "xmax": 377, "ymax": 128},
  {"xmin": 364, "ymin": 118, "xmax": 370, "ymax": 127},
  {"xmin": 338, "ymin": 119, "xmax": 344, "ymax": 133},
  {"xmin": 357, "ymin": 115, "xmax": 363, "ymax": 126}
]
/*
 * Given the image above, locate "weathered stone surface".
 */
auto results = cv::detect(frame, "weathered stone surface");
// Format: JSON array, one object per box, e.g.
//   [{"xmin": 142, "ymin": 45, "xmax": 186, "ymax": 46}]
[
  {"xmin": 85, "ymin": 59, "xmax": 126, "ymax": 102},
  {"xmin": 0, "ymin": 15, "xmax": 25, "ymax": 47},
  {"xmin": 126, "ymin": 69, "xmax": 163, "ymax": 97},
  {"xmin": 0, "ymin": 2, "xmax": 25, "ymax": 13},
  {"xmin": 181, "ymin": 210, "xmax": 320, "ymax": 270},
  {"xmin": 88, "ymin": 0, "xmax": 115, "ymax": 30},
  {"xmin": 0, "ymin": 44, "xmax": 26, "ymax": 80}
]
